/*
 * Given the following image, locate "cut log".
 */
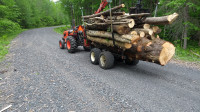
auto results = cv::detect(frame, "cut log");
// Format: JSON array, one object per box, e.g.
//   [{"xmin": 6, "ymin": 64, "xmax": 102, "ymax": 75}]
[
  {"xmin": 82, "ymin": 4, "xmax": 125, "ymax": 19},
  {"xmin": 86, "ymin": 30, "xmax": 131, "ymax": 43},
  {"xmin": 122, "ymin": 13, "xmax": 151, "ymax": 19},
  {"xmin": 130, "ymin": 31, "xmax": 138, "ymax": 35},
  {"xmin": 86, "ymin": 30, "xmax": 141, "ymax": 43},
  {"xmin": 131, "ymin": 35, "xmax": 140, "ymax": 43},
  {"xmin": 89, "ymin": 18, "xmax": 135, "ymax": 28},
  {"xmin": 85, "ymin": 23, "xmax": 109, "ymax": 31},
  {"xmin": 143, "ymin": 24, "xmax": 150, "ymax": 29},
  {"xmin": 144, "ymin": 13, "xmax": 179, "ymax": 25},
  {"xmin": 152, "ymin": 26, "xmax": 162, "ymax": 34},
  {"xmin": 113, "ymin": 19, "xmax": 135, "ymax": 28},
  {"xmin": 125, "ymin": 38, "xmax": 175, "ymax": 66},
  {"xmin": 113, "ymin": 24, "xmax": 131, "ymax": 35},
  {"xmin": 87, "ymin": 36, "xmax": 132, "ymax": 49},
  {"xmin": 104, "ymin": 12, "xmax": 125, "ymax": 16},
  {"xmin": 132, "ymin": 28, "xmax": 154, "ymax": 36},
  {"xmin": 139, "ymin": 31, "xmax": 145, "ymax": 38}
]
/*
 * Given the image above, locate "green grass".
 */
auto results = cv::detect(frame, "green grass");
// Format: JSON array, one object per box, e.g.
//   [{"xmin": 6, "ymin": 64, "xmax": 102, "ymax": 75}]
[
  {"xmin": 54, "ymin": 25, "xmax": 71, "ymax": 34},
  {"xmin": 0, "ymin": 29, "xmax": 25, "ymax": 61},
  {"xmin": 173, "ymin": 40, "xmax": 200, "ymax": 62}
]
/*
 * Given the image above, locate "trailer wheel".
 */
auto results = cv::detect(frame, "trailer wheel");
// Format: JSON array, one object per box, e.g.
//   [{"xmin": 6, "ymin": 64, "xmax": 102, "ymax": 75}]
[
  {"xmin": 83, "ymin": 46, "xmax": 91, "ymax": 51},
  {"xmin": 99, "ymin": 51, "xmax": 114, "ymax": 69},
  {"xmin": 66, "ymin": 36, "xmax": 77, "ymax": 53},
  {"xmin": 125, "ymin": 58, "xmax": 139, "ymax": 66},
  {"xmin": 90, "ymin": 48, "xmax": 101, "ymax": 65},
  {"xmin": 59, "ymin": 40, "xmax": 65, "ymax": 49}
]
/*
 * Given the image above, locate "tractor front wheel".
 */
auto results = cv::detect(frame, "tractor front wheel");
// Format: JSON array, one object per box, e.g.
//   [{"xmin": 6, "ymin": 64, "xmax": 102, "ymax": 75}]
[
  {"xmin": 66, "ymin": 36, "xmax": 77, "ymax": 53},
  {"xmin": 59, "ymin": 40, "xmax": 65, "ymax": 49}
]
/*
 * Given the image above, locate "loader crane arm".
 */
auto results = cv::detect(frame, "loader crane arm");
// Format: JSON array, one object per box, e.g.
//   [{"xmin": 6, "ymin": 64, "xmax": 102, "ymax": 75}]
[{"xmin": 95, "ymin": 0, "xmax": 108, "ymax": 14}]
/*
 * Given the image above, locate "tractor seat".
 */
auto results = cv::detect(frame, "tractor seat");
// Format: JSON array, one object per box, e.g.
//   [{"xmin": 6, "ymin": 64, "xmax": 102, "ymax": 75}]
[{"xmin": 68, "ymin": 30, "xmax": 73, "ymax": 34}]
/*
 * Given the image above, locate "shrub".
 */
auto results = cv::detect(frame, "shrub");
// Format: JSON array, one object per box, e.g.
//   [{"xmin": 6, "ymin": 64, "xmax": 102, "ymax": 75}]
[{"xmin": 0, "ymin": 19, "xmax": 21, "ymax": 36}]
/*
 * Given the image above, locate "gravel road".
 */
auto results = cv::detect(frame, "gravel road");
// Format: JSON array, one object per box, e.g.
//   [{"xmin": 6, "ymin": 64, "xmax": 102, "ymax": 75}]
[{"xmin": 0, "ymin": 26, "xmax": 200, "ymax": 112}]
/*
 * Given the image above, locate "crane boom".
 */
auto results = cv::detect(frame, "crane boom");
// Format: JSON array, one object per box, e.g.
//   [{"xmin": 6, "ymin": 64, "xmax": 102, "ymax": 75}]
[{"xmin": 95, "ymin": 0, "xmax": 108, "ymax": 14}]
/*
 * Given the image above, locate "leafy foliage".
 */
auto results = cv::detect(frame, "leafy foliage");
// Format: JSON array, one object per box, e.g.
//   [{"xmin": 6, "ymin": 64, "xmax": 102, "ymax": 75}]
[
  {"xmin": 0, "ymin": 0, "xmax": 68, "ymax": 61},
  {"xmin": 54, "ymin": 25, "xmax": 71, "ymax": 34}
]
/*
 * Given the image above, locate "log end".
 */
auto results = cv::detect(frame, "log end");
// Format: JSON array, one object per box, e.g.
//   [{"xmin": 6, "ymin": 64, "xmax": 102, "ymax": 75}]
[
  {"xmin": 168, "ymin": 13, "xmax": 179, "ymax": 24},
  {"xmin": 159, "ymin": 42, "xmax": 175, "ymax": 65},
  {"xmin": 121, "ymin": 4, "xmax": 125, "ymax": 8},
  {"xmin": 128, "ymin": 19, "xmax": 135, "ymax": 28},
  {"xmin": 125, "ymin": 43, "xmax": 132, "ymax": 49}
]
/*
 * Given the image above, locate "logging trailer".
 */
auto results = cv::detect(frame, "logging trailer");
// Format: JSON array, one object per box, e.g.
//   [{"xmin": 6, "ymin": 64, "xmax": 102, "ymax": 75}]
[{"xmin": 59, "ymin": 0, "xmax": 177, "ymax": 69}]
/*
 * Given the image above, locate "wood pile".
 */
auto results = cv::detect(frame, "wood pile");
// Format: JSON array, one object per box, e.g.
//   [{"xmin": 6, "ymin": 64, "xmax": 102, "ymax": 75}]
[{"xmin": 82, "ymin": 4, "xmax": 178, "ymax": 66}]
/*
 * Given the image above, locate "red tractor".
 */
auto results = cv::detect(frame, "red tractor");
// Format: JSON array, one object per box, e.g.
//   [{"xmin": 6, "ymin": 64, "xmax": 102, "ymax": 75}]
[{"xmin": 59, "ymin": 25, "xmax": 90, "ymax": 53}]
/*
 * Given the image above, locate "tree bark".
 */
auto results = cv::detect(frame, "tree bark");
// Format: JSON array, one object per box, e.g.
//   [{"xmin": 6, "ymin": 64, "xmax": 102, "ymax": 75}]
[
  {"xmin": 152, "ymin": 26, "xmax": 162, "ymax": 34},
  {"xmin": 113, "ymin": 24, "xmax": 131, "ymax": 35},
  {"xmin": 198, "ymin": 31, "xmax": 200, "ymax": 46},
  {"xmin": 87, "ymin": 36, "xmax": 132, "ymax": 49},
  {"xmin": 86, "ymin": 30, "xmax": 131, "ymax": 43},
  {"xmin": 103, "ymin": 12, "xmax": 125, "ymax": 16},
  {"xmin": 82, "ymin": 4, "xmax": 125, "ymax": 19},
  {"xmin": 122, "ymin": 13, "xmax": 151, "ymax": 19},
  {"xmin": 183, "ymin": 4, "xmax": 188, "ymax": 49},
  {"xmin": 70, "ymin": 4, "xmax": 75, "ymax": 28},
  {"xmin": 85, "ymin": 23, "xmax": 109, "ymax": 31},
  {"xmin": 144, "ymin": 13, "xmax": 179, "ymax": 25},
  {"xmin": 126, "ymin": 38, "xmax": 175, "ymax": 66}
]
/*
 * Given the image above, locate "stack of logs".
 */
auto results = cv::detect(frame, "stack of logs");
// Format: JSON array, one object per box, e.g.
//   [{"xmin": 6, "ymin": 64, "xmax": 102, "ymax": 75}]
[{"xmin": 82, "ymin": 4, "xmax": 178, "ymax": 66}]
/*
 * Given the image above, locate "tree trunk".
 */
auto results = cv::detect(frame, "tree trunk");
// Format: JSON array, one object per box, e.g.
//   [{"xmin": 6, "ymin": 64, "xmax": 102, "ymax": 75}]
[
  {"xmin": 86, "ymin": 30, "xmax": 131, "ymax": 43},
  {"xmin": 85, "ymin": 23, "xmax": 109, "ymax": 31},
  {"xmin": 183, "ymin": 4, "xmax": 188, "ymax": 49},
  {"xmin": 70, "ymin": 5, "xmax": 75, "ymax": 28},
  {"xmin": 144, "ymin": 13, "xmax": 179, "ymax": 25},
  {"xmin": 113, "ymin": 24, "xmax": 131, "ymax": 35},
  {"xmin": 119, "ymin": 0, "xmax": 122, "ymax": 11},
  {"xmin": 87, "ymin": 36, "xmax": 132, "ymax": 49},
  {"xmin": 198, "ymin": 31, "xmax": 200, "ymax": 46},
  {"xmin": 126, "ymin": 38, "xmax": 175, "ymax": 66},
  {"xmin": 86, "ymin": 30, "xmax": 140, "ymax": 43}
]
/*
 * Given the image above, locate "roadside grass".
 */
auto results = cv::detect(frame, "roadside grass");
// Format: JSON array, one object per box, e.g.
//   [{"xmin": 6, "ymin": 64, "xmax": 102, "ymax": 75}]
[
  {"xmin": 173, "ymin": 40, "xmax": 200, "ymax": 62},
  {"xmin": 54, "ymin": 25, "xmax": 71, "ymax": 34},
  {"xmin": 0, "ymin": 30, "xmax": 25, "ymax": 62}
]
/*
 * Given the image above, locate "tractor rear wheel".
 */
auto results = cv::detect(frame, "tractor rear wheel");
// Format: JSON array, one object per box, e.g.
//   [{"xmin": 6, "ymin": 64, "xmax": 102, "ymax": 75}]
[
  {"xmin": 99, "ymin": 51, "xmax": 114, "ymax": 69},
  {"xmin": 66, "ymin": 36, "xmax": 77, "ymax": 53},
  {"xmin": 90, "ymin": 48, "xmax": 101, "ymax": 65},
  {"xmin": 59, "ymin": 40, "xmax": 65, "ymax": 49}
]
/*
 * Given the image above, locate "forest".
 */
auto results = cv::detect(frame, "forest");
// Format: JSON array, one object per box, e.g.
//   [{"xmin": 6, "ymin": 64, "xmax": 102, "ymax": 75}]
[
  {"xmin": 60, "ymin": 0, "xmax": 200, "ymax": 61},
  {"xmin": 0, "ymin": 0, "xmax": 200, "ymax": 61},
  {"xmin": 0, "ymin": 0, "xmax": 67, "ymax": 60},
  {"xmin": 0, "ymin": 0, "xmax": 67, "ymax": 36}
]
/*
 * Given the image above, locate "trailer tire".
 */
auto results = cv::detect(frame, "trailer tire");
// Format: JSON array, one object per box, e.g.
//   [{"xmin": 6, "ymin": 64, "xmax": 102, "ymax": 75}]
[
  {"xmin": 99, "ymin": 51, "xmax": 114, "ymax": 69},
  {"xmin": 59, "ymin": 40, "xmax": 65, "ymax": 49},
  {"xmin": 66, "ymin": 36, "xmax": 77, "ymax": 53},
  {"xmin": 90, "ymin": 48, "xmax": 101, "ymax": 65},
  {"xmin": 125, "ymin": 58, "xmax": 139, "ymax": 66}
]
